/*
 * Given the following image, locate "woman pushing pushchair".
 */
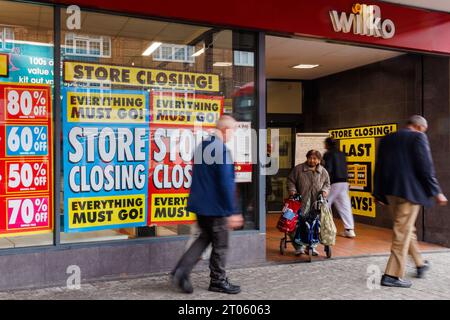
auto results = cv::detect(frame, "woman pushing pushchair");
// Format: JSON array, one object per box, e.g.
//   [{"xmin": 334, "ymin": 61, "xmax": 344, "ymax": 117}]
[{"xmin": 287, "ymin": 150, "xmax": 331, "ymax": 256}]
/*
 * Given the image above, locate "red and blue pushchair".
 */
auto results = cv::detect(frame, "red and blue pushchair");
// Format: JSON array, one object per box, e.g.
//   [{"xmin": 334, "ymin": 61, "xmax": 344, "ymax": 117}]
[{"xmin": 277, "ymin": 193, "xmax": 332, "ymax": 262}]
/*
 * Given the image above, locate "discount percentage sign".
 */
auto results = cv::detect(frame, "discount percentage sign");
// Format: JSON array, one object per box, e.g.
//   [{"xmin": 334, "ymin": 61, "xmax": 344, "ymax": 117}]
[
  {"xmin": 32, "ymin": 90, "xmax": 47, "ymax": 117},
  {"xmin": 33, "ymin": 162, "xmax": 47, "ymax": 187},
  {"xmin": 33, "ymin": 126, "xmax": 48, "ymax": 153},
  {"xmin": 34, "ymin": 198, "xmax": 48, "ymax": 223}
]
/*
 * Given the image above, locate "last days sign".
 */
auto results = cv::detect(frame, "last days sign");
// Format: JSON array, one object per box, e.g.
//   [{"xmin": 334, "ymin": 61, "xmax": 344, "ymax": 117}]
[{"xmin": 329, "ymin": 124, "xmax": 397, "ymax": 218}]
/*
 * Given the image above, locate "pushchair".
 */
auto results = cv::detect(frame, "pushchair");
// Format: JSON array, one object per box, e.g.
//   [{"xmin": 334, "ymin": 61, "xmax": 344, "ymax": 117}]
[
  {"xmin": 278, "ymin": 193, "xmax": 332, "ymax": 262},
  {"xmin": 277, "ymin": 193, "xmax": 301, "ymax": 255}
]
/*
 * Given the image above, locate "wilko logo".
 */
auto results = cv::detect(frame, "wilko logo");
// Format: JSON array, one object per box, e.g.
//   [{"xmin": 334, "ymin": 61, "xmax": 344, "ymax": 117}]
[{"xmin": 329, "ymin": 3, "xmax": 395, "ymax": 39}]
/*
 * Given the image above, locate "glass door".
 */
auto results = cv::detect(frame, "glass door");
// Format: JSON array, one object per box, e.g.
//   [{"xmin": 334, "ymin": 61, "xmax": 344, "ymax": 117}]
[{"xmin": 267, "ymin": 127, "xmax": 295, "ymax": 212}]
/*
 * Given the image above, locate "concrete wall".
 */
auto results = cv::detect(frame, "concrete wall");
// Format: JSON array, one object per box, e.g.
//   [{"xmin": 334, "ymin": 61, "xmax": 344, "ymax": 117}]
[
  {"xmin": 0, "ymin": 231, "xmax": 265, "ymax": 291},
  {"xmin": 423, "ymin": 56, "xmax": 450, "ymax": 246}
]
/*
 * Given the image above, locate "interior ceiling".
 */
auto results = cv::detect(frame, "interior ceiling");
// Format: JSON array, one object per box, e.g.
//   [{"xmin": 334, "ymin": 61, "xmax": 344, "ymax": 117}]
[
  {"xmin": 266, "ymin": 36, "xmax": 404, "ymax": 80},
  {"xmin": 380, "ymin": 0, "xmax": 450, "ymax": 12},
  {"xmin": 0, "ymin": 2, "xmax": 212, "ymax": 45}
]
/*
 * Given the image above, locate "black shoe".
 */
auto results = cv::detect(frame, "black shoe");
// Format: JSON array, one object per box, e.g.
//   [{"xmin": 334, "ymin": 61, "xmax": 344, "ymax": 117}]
[
  {"xmin": 380, "ymin": 274, "xmax": 412, "ymax": 288},
  {"xmin": 208, "ymin": 278, "xmax": 241, "ymax": 294},
  {"xmin": 416, "ymin": 261, "xmax": 430, "ymax": 278},
  {"xmin": 171, "ymin": 269, "xmax": 193, "ymax": 294}
]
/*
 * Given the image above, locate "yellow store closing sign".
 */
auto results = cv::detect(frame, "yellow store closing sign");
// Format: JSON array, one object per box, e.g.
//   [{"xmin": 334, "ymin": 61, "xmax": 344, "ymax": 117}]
[
  {"xmin": 64, "ymin": 61, "xmax": 220, "ymax": 92},
  {"xmin": 329, "ymin": 124, "xmax": 397, "ymax": 218},
  {"xmin": 66, "ymin": 90, "xmax": 148, "ymax": 123},
  {"xmin": 350, "ymin": 191, "xmax": 376, "ymax": 216},
  {"xmin": 0, "ymin": 54, "xmax": 8, "ymax": 77},
  {"xmin": 347, "ymin": 164, "xmax": 368, "ymax": 190},
  {"xmin": 68, "ymin": 194, "xmax": 146, "ymax": 230},
  {"xmin": 151, "ymin": 92, "xmax": 223, "ymax": 127},
  {"xmin": 329, "ymin": 124, "xmax": 397, "ymax": 140},
  {"xmin": 151, "ymin": 193, "xmax": 196, "ymax": 224},
  {"xmin": 342, "ymin": 137, "xmax": 375, "ymax": 217}
]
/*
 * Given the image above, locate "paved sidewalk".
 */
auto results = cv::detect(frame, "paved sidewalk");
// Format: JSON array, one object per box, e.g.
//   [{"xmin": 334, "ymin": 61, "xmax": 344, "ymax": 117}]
[{"xmin": 2, "ymin": 251, "xmax": 450, "ymax": 300}]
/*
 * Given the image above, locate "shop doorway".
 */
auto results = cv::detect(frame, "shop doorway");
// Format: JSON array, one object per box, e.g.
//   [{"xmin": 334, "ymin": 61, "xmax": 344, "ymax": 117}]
[
  {"xmin": 266, "ymin": 126, "xmax": 295, "ymax": 212},
  {"xmin": 264, "ymin": 35, "xmax": 445, "ymax": 262}
]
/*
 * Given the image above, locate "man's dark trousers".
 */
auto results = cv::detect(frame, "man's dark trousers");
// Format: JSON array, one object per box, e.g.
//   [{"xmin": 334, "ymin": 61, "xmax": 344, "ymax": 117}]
[{"xmin": 174, "ymin": 215, "xmax": 229, "ymax": 281}]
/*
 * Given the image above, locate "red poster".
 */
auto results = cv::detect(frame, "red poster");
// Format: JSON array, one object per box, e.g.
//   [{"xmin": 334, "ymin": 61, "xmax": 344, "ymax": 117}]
[
  {"xmin": 0, "ymin": 83, "xmax": 53, "ymax": 236},
  {"xmin": 148, "ymin": 92, "xmax": 223, "ymax": 226}
]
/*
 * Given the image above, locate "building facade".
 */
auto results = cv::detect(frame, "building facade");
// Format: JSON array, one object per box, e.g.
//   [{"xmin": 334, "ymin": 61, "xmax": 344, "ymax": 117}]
[{"xmin": 0, "ymin": 0, "xmax": 448, "ymax": 290}]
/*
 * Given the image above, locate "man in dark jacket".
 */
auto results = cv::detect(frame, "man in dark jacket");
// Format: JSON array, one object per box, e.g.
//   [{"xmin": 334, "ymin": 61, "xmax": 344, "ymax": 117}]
[
  {"xmin": 323, "ymin": 137, "xmax": 355, "ymax": 238},
  {"xmin": 171, "ymin": 115, "xmax": 243, "ymax": 294},
  {"xmin": 374, "ymin": 115, "xmax": 447, "ymax": 288}
]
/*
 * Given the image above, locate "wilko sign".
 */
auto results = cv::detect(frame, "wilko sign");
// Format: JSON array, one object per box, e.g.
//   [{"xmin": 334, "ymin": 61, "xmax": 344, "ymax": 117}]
[{"xmin": 329, "ymin": 3, "xmax": 395, "ymax": 39}]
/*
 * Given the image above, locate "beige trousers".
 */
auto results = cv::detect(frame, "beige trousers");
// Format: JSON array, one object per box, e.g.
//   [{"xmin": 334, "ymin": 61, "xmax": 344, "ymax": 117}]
[{"xmin": 385, "ymin": 196, "xmax": 424, "ymax": 278}]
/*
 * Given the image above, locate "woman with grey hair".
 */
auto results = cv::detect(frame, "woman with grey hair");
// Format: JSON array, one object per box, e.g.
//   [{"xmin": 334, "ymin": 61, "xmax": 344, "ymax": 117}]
[{"xmin": 287, "ymin": 150, "xmax": 331, "ymax": 255}]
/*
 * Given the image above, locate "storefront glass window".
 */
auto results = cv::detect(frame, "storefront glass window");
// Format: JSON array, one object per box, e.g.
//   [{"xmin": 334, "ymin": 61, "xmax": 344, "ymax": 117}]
[
  {"xmin": 0, "ymin": 0, "xmax": 54, "ymax": 248},
  {"xmin": 59, "ymin": 9, "xmax": 258, "ymax": 243}
]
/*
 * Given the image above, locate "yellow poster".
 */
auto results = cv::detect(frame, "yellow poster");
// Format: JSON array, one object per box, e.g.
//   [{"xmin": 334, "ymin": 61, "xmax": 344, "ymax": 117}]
[
  {"xmin": 66, "ymin": 90, "xmax": 148, "ymax": 123},
  {"xmin": 150, "ymin": 193, "xmax": 196, "ymax": 224},
  {"xmin": 340, "ymin": 138, "xmax": 375, "ymax": 162},
  {"xmin": 347, "ymin": 164, "xmax": 368, "ymax": 189},
  {"xmin": 349, "ymin": 191, "xmax": 376, "ymax": 217},
  {"xmin": 151, "ymin": 92, "xmax": 223, "ymax": 127},
  {"xmin": 329, "ymin": 123, "xmax": 397, "ymax": 218},
  {"xmin": 0, "ymin": 54, "xmax": 8, "ymax": 77},
  {"xmin": 68, "ymin": 194, "xmax": 146, "ymax": 230},
  {"xmin": 329, "ymin": 124, "xmax": 397, "ymax": 139},
  {"xmin": 64, "ymin": 61, "xmax": 220, "ymax": 92}
]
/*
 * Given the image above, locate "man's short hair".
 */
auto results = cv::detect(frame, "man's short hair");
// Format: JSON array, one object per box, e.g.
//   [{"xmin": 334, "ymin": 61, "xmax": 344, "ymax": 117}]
[
  {"xmin": 325, "ymin": 137, "xmax": 337, "ymax": 149},
  {"xmin": 407, "ymin": 115, "xmax": 428, "ymax": 129}
]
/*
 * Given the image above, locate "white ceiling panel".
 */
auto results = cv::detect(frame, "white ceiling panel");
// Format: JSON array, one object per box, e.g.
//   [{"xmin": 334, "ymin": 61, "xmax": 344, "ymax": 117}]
[{"xmin": 266, "ymin": 36, "xmax": 404, "ymax": 80}]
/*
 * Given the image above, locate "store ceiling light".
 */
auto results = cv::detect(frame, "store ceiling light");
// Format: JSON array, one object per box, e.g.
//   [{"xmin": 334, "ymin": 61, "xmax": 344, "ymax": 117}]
[
  {"xmin": 213, "ymin": 62, "xmax": 233, "ymax": 67},
  {"xmin": 192, "ymin": 47, "xmax": 205, "ymax": 57},
  {"xmin": 292, "ymin": 64, "xmax": 319, "ymax": 69},
  {"xmin": 142, "ymin": 42, "xmax": 162, "ymax": 56}
]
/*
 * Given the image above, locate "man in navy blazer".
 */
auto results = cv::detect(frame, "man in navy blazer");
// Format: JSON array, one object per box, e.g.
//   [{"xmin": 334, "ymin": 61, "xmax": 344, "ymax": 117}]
[
  {"xmin": 374, "ymin": 115, "xmax": 447, "ymax": 288},
  {"xmin": 171, "ymin": 115, "xmax": 243, "ymax": 295}
]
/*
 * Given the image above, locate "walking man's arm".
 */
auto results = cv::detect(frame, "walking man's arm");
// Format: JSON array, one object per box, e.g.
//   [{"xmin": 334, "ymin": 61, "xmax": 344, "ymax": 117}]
[{"xmin": 414, "ymin": 133, "xmax": 448, "ymax": 206}]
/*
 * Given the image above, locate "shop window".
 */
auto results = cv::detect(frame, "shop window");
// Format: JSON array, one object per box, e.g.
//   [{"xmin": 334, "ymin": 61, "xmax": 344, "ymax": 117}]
[
  {"xmin": 60, "ymin": 9, "xmax": 258, "ymax": 243},
  {"xmin": 0, "ymin": 1, "xmax": 54, "ymax": 249}
]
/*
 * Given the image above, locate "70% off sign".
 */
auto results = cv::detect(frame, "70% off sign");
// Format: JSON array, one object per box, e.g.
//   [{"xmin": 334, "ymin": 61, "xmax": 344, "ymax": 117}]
[{"xmin": 7, "ymin": 197, "xmax": 49, "ymax": 228}]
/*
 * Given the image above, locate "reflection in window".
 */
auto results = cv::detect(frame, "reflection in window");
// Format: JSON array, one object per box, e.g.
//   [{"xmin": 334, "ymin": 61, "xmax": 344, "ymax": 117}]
[
  {"xmin": 59, "ymin": 9, "xmax": 257, "ymax": 243},
  {"xmin": 0, "ymin": 27, "xmax": 14, "ymax": 50},
  {"xmin": 234, "ymin": 51, "xmax": 254, "ymax": 67},
  {"xmin": 65, "ymin": 33, "xmax": 111, "ymax": 58},
  {"xmin": 154, "ymin": 43, "xmax": 195, "ymax": 63}
]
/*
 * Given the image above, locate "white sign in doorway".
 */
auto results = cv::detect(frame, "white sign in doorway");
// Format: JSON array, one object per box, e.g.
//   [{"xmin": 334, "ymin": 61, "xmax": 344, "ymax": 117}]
[{"xmin": 295, "ymin": 133, "xmax": 329, "ymax": 166}]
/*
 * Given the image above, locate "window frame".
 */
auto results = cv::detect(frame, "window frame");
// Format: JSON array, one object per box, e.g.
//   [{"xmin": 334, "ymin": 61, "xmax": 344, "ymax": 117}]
[{"xmin": 0, "ymin": 1, "xmax": 262, "ymax": 256}]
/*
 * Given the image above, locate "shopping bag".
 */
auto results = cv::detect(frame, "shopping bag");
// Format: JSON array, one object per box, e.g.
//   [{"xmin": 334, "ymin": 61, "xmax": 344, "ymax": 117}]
[
  {"xmin": 319, "ymin": 204, "xmax": 337, "ymax": 246},
  {"xmin": 277, "ymin": 198, "xmax": 301, "ymax": 233}
]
